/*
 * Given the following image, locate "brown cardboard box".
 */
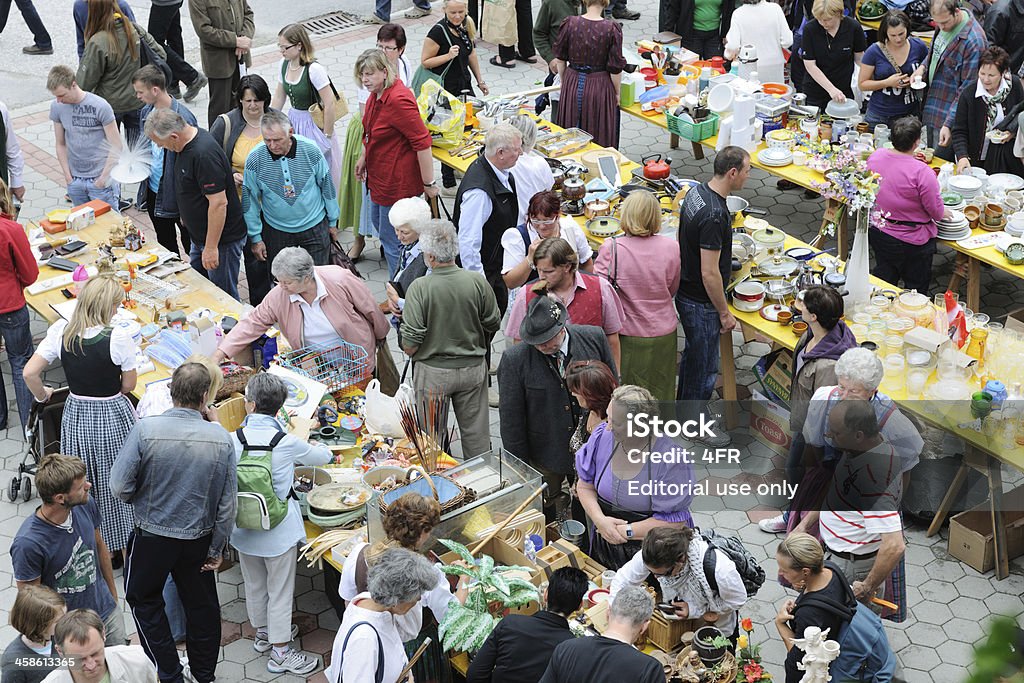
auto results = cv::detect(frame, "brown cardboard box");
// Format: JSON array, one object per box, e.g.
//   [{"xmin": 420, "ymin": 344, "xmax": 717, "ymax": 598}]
[
  {"xmin": 948, "ymin": 485, "xmax": 1024, "ymax": 573},
  {"xmin": 439, "ymin": 538, "xmax": 542, "ymax": 616},
  {"xmin": 749, "ymin": 390, "xmax": 792, "ymax": 457}
]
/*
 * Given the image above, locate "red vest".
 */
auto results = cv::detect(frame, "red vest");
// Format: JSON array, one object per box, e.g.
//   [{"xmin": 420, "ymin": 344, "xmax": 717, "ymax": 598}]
[{"xmin": 525, "ymin": 272, "xmax": 605, "ymax": 328}]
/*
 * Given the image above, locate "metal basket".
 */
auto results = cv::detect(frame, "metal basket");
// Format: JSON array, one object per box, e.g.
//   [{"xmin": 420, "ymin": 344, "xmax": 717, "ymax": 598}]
[{"xmin": 276, "ymin": 340, "xmax": 370, "ymax": 392}]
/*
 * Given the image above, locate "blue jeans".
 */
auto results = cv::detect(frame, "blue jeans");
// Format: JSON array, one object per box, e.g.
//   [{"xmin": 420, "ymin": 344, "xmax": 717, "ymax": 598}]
[
  {"xmin": 163, "ymin": 576, "xmax": 187, "ymax": 643},
  {"xmin": 675, "ymin": 296, "xmax": 722, "ymax": 402},
  {"xmin": 370, "ymin": 200, "xmax": 401, "ymax": 279},
  {"xmin": 68, "ymin": 177, "xmax": 119, "ymax": 208},
  {"xmin": 374, "ymin": 0, "xmax": 430, "ymax": 20},
  {"xmin": 0, "ymin": 305, "xmax": 34, "ymax": 433},
  {"xmin": 189, "ymin": 237, "xmax": 245, "ymax": 301}
]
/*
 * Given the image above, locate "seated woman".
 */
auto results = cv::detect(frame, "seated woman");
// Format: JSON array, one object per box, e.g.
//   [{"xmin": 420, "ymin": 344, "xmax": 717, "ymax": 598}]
[
  {"xmin": 866, "ymin": 116, "xmax": 946, "ymax": 294},
  {"xmin": 774, "ymin": 532, "xmax": 892, "ymax": 683},
  {"xmin": 952, "ymin": 46, "xmax": 1024, "ymax": 176},
  {"xmin": 214, "ymin": 247, "xmax": 389, "ymax": 372},
  {"xmin": 575, "ymin": 386, "xmax": 695, "ymax": 570},
  {"xmin": 609, "ymin": 527, "xmax": 748, "ymax": 641},
  {"xmin": 759, "ymin": 286, "xmax": 858, "ymax": 534},
  {"xmin": 340, "ymin": 493, "xmax": 468, "ymax": 683},
  {"xmin": 328, "ymin": 548, "xmax": 443, "ymax": 683}
]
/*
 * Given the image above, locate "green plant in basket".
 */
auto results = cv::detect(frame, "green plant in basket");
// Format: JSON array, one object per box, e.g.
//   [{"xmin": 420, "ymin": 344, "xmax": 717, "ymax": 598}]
[{"xmin": 436, "ymin": 539, "xmax": 540, "ymax": 654}]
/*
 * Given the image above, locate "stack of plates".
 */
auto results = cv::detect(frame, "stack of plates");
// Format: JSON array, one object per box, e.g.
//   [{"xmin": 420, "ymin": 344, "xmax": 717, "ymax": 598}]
[
  {"xmin": 937, "ymin": 210, "xmax": 971, "ymax": 240},
  {"xmin": 757, "ymin": 147, "xmax": 793, "ymax": 167},
  {"xmin": 941, "ymin": 192, "xmax": 965, "ymax": 211},
  {"xmin": 988, "ymin": 173, "xmax": 1024, "ymax": 193},
  {"xmin": 948, "ymin": 175, "xmax": 984, "ymax": 200}
]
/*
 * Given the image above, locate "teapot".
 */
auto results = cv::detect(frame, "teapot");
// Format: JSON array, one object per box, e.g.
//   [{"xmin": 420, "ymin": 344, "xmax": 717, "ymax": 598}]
[
  {"xmin": 642, "ymin": 153, "xmax": 672, "ymax": 181},
  {"xmin": 562, "ymin": 170, "xmax": 587, "ymax": 202}
]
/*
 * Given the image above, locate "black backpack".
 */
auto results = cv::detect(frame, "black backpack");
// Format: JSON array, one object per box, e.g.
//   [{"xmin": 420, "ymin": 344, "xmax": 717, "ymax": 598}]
[{"xmin": 700, "ymin": 528, "xmax": 766, "ymax": 598}]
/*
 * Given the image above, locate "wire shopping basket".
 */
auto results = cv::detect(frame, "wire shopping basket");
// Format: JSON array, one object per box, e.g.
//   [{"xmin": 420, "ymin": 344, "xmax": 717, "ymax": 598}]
[{"xmin": 276, "ymin": 340, "xmax": 371, "ymax": 392}]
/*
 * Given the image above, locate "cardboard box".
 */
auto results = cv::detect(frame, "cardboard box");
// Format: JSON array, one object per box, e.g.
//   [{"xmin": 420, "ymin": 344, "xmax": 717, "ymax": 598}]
[
  {"xmin": 439, "ymin": 537, "xmax": 542, "ymax": 615},
  {"xmin": 754, "ymin": 348, "xmax": 793, "ymax": 405},
  {"xmin": 1003, "ymin": 307, "xmax": 1024, "ymax": 335},
  {"xmin": 748, "ymin": 390, "xmax": 792, "ymax": 457},
  {"xmin": 948, "ymin": 485, "xmax": 1024, "ymax": 573}
]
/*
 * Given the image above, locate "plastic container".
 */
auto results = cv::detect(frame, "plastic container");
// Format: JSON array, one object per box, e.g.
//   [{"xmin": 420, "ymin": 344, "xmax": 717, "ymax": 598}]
[{"xmin": 666, "ymin": 111, "xmax": 720, "ymax": 141}]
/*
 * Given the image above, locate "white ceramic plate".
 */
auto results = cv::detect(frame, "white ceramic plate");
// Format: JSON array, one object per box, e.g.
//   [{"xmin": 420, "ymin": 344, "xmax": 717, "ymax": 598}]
[
  {"xmin": 988, "ymin": 173, "xmax": 1024, "ymax": 192},
  {"xmin": 948, "ymin": 176, "xmax": 984, "ymax": 194}
]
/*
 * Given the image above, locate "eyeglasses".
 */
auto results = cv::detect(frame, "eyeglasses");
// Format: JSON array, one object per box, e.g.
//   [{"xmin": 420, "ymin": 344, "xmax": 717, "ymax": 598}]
[
  {"xmin": 648, "ymin": 561, "xmax": 681, "ymax": 577},
  {"xmin": 278, "ymin": 43, "xmax": 297, "ymax": 52},
  {"xmin": 530, "ymin": 217, "xmax": 559, "ymax": 227},
  {"xmin": 376, "ymin": 43, "xmax": 400, "ymax": 52}
]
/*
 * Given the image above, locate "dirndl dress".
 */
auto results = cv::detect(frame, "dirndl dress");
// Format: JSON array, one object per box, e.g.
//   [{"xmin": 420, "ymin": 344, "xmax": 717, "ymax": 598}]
[
  {"xmin": 280, "ymin": 60, "xmax": 344, "ymax": 191},
  {"xmin": 338, "ymin": 115, "xmax": 376, "ymax": 238},
  {"xmin": 61, "ymin": 394, "xmax": 137, "ymax": 551}
]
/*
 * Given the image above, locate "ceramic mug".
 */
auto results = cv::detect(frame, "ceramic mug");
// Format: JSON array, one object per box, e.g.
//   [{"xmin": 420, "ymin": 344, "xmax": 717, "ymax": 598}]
[
  {"xmin": 985, "ymin": 203, "xmax": 1004, "ymax": 225},
  {"xmin": 792, "ymin": 150, "xmax": 807, "ymax": 166},
  {"xmin": 777, "ymin": 310, "xmax": 793, "ymax": 325}
]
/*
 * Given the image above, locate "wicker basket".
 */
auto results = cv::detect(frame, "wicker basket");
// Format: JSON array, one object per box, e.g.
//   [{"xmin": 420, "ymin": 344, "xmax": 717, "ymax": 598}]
[
  {"xmin": 673, "ymin": 646, "xmax": 738, "ymax": 683},
  {"xmin": 377, "ymin": 467, "xmax": 469, "ymax": 515},
  {"xmin": 216, "ymin": 364, "xmax": 257, "ymax": 401}
]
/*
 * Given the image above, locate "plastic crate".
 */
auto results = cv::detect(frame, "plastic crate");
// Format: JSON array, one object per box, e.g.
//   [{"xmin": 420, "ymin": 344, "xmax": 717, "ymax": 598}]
[{"xmin": 666, "ymin": 111, "xmax": 720, "ymax": 142}]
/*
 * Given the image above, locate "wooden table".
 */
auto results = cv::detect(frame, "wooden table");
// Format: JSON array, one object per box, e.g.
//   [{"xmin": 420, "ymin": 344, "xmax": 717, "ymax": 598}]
[
  {"xmin": 23, "ymin": 211, "xmax": 247, "ymax": 399},
  {"xmin": 942, "ymin": 228, "xmax": 1024, "ymax": 312},
  {"xmin": 723, "ymin": 234, "xmax": 1021, "ymax": 579}
]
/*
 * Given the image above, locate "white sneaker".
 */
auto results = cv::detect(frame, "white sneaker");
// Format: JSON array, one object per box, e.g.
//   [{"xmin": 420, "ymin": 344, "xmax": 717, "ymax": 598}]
[
  {"xmin": 361, "ymin": 13, "xmax": 385, "ymax": 24},
  {"xmin": 267, "ymin": 648, "xmax": 318, "ymax": 675},
  {"xmin": 758, "ymin": 514, "xmax": 787, "ymax": 533},
  {"xmin": 405, "ymin": 5, "xmax": 431, "ymax": 17},
  {"xmin": 253, "ymin": 624, "xmax": 299, "ymax": 653}
]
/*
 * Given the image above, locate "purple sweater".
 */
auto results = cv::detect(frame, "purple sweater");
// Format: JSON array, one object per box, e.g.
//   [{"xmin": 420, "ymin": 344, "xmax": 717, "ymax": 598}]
[{"xmin": 867, "ymin": 149, "xmax": 945, "ymax": 246}]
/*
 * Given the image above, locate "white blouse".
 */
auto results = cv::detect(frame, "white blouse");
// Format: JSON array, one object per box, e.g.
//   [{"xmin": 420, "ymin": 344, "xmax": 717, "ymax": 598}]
[
  {"xmin": 36, "ymin": 320, "xmax": 139, "ymax": 371},
  {"xmin": 340, "ymin": 542, "xmax": 457, "ymax": 622},
  {"xmin": 327, "ymin": 594, "xmax": 421, "ymax": 683}
]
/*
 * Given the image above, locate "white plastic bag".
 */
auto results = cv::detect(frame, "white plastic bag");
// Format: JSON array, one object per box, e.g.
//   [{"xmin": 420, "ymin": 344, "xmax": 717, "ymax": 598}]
[{"xmin": 364, "ymin": 379, "xmax": 413, "ymax": 438}]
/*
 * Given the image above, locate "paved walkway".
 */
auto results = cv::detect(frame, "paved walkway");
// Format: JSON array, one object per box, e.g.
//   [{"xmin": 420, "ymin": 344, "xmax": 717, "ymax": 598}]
[{"xmin": 1, "ymin": 1, "xmax": 1022, "ymax": 681}]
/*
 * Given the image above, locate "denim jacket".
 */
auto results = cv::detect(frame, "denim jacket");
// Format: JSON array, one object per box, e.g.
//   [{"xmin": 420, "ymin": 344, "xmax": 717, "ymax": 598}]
[{"xmin": 111, "ymin": 407, "xmax": 237, "ymax": 557}]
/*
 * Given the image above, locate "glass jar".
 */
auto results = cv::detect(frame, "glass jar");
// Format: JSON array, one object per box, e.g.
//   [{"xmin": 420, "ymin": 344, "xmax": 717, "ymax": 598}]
[
  {"xmin": 885, "ymin": 335, "xmax": 904, "ymax": 355},
  {"xmin": 881, "ymin": 353, "xmax": 906, "ymax": 393},
  {"xmin": 906, "ymin": 349, "xmax": 935, "ymax": 398},
  {"xmin": 894, "ymin": 291, "xmax": 935, "ymax": 328}
]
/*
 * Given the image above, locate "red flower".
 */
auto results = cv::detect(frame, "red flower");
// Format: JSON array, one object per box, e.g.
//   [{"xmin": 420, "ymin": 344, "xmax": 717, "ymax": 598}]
[
  {"xmin": 744, "ymin": 662, "xmax": 764, "ymax": 682},
  {"xmin": 741, "ymin": 617, "xmax": 754, "ymax": 632}
]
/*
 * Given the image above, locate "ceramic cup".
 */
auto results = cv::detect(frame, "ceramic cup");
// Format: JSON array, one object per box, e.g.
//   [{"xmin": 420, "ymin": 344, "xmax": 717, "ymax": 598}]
[
  {"xmin": 985, "ymin": 203, "xmax": 1004, "ymax": 225},
  {"xmin": 792, "ymin": 321, "xmax": 809, "ymax": 336},
  {"xmin": 792, "ymin": 150, "xmax": 807, "ymax": 166},
  {"xmin": 777, "ymin": 310, "xmax": 793, "ymax": 325}
]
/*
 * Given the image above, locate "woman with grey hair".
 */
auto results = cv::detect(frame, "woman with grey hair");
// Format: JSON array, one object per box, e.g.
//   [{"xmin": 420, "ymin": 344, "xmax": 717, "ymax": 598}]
[
  {"xmin": 508, "ymin": 114, "xmax": 554, "ymax": 224},
  {"xmin": 575, "ymin": 385, "xmax": 695, "ymax": 570},
  {"xmin": 540, "ymin": 584, "xmax": 664, "ymax": 682},
  {"xmin": 327, "ymin": 548, "xmax": 440, "ymax": 683},
  {"xmin": 213, "ymin": 247, "xmax": 390, "ymax": 374},
  {"xmin": 385, "ymin": 197, "xmax": 433, "ymax": 328},
  {"xmin": 229, "ymin": 372, "xmax": 331, "ymax": 675}
]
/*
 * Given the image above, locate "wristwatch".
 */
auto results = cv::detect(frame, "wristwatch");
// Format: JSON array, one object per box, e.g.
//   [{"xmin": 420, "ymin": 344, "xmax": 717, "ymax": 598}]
[
  {"xmin": 423, "ymin": 180, "xmax": 437, "ymax": 188},
  {"xmin": 625, "ymin": 523, "xmax": 634, "ymax": 539}
]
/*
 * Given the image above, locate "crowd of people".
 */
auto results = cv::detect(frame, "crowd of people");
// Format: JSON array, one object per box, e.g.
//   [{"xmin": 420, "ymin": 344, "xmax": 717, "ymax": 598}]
[{"xmin": 0, "ymin": 0, "xmax": 1022, "ymax": 681}]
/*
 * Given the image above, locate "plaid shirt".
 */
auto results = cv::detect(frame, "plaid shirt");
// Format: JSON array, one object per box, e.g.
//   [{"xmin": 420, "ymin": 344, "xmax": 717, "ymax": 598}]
[{"xmin": 922, "ymin": 13, "xmax": 988, "ymax": 132}]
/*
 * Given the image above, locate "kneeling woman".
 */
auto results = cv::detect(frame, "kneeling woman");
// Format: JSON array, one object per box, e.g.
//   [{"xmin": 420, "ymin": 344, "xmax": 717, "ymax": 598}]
[
  {"xmin": 609, "ymin": 527, "xmax": 748, "ymax": 641},
  {"xmin": 576, "ymin": 386, "xmax": 695, "ymax": 570}
]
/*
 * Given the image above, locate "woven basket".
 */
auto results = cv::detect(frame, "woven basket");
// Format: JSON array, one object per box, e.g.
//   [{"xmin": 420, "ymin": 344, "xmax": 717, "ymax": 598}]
[
  {"xmin": 673, "ymin": 646, "xmax": 738, "ymax": 683},
  {"xmin": 378, "ymin": 466, "xmax": 468, "ymax": 515},
  {"xmin": 216, "ymin": 364, "xmax": 257, "ymax": 401}
]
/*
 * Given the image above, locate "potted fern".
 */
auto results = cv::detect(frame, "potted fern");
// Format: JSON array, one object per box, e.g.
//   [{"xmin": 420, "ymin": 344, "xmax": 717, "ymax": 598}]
[{"xmin": 436, "ymin": 539, "xmax": 540, "ymax": 654}]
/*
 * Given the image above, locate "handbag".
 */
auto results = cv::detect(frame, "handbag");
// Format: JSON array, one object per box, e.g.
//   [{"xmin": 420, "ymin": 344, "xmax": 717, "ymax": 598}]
[
  {"xmin": 374, "ymin": 340, "xmax": 401, "ymax": 397},
  {"xmin": 410, "ymin": 22, "xmax": 454, "ymax": 96},
  {"xmin": 138, "ymin": 30, "xmax": 172, "ymax": 87},
  {"xmin": 310, "ymin": 75, "xmax": 349, "ymax": 131},
  {"xmin": 329, "ymin": 239, "xmax": 363, "ymax": 279}
]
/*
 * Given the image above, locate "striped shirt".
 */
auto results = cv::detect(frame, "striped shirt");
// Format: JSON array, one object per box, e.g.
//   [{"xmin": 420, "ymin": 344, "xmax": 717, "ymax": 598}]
[
  {"xmin": 820, "ymin": 442, "xmax": 903, "ymax": 554},
  {"xmin": 241, "ymin": 135, "xmax": 339, "ymax": 240}
]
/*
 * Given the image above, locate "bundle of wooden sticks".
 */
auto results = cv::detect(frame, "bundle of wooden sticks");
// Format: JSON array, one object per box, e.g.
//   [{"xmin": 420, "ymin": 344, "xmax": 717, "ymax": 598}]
[{"xmin": 398, "ymin": 391, "xmax": 454, "ymax": 473}]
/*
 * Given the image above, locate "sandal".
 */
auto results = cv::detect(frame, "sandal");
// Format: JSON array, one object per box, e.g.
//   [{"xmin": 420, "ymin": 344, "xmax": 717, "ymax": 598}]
[
  {"xmin": 514, "ymin": 53, "xmax": 538, "ymax": 64},
  {"xmin": 489, "ymin": 55, "xmax": 515, "ymax": 69}
]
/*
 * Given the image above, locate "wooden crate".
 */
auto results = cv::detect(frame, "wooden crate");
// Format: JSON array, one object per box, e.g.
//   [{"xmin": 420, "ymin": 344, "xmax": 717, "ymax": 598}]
[{"xmin": 647, "ymin": 611, "xmax": 699, "ymax": 653}]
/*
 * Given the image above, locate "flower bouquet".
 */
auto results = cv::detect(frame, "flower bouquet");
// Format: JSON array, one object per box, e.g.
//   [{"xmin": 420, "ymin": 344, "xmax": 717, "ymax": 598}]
[{"xmin": 735, "ymin": 618, "xmax": 773, "ymax": 682}]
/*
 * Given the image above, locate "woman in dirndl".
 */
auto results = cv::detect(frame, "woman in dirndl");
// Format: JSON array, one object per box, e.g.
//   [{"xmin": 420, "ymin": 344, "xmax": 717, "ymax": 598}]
[
  {"xmin": 23, "ymin": 275, "xmax": 138, "ymax": 556},
  {"xmin": 271, "ymin": 23, "xmax": 344, "ymax": 191}
]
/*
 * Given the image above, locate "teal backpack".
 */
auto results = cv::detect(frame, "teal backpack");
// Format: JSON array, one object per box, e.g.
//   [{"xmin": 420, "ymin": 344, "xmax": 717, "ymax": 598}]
[{"xmin": 235, "ymin": 428, "xmax": 288, "ymax": 531}]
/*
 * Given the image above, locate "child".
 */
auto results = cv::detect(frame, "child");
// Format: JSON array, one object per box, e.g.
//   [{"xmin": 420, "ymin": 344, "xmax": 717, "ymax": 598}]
[{"xmin": 1, "ymin": 585, "xmax": 66, "ymax": 683}]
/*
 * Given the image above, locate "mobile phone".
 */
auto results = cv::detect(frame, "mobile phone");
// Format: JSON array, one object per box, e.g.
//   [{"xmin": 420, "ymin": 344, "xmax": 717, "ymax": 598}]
[
  {"xmin": 47, "ymin": 256, "xmax": 79, "ymax": 272},
  {"xmin": 656, "ymin": 602, "xmax": 677, "ymax": 615},
  {"xmin": 57, "ymin": 239, "xmax": 87, "ymax": 255}
]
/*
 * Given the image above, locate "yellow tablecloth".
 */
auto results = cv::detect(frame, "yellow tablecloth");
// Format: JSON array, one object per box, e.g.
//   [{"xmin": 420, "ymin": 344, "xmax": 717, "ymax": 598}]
[{"xmin": 23, "ymin": 211, "xmax": 247, "ymax": 399}]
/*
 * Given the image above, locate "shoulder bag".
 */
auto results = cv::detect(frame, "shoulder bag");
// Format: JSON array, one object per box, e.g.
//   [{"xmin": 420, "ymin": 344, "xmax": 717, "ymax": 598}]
[
  {"xmin": 410, "ymin": 23, "xmax": 454, "ymax": 96},
  {"xmin": 308, "ymin": 63, "xmax": 349, "ymax": 131}
]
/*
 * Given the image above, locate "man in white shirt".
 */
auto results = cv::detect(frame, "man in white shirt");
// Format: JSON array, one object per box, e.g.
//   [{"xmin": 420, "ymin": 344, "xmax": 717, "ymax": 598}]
[
  {"xmin": 797, "ymin": 399, "xmax": 906, "ymax": 605},
  {"xmin": 44, "ymin": 609, "xmax": 157, "ymax": 682},
  {"xmin": 0, "ymin": 100, "xmax": 25, "ymax": 207}
]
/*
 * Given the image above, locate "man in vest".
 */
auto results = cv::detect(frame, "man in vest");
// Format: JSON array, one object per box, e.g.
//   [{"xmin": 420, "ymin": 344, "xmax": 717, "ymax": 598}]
[
  {"xmin": 0, "ymin": 99, "xmax": 25, "ymax": 206},
  {"xmin": 452, "ymin": 123, "xmax": 523, "ymax": 317}
]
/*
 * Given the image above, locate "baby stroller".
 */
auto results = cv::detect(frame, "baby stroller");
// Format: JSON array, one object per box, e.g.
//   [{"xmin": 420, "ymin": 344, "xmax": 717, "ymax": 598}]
[{"xmin": 7, "ymin": 386, "xmax": 69, "ymax": 502}]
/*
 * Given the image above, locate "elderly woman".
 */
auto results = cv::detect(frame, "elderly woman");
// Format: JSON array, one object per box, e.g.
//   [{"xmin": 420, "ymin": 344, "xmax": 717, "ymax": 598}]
[
  {"xmin": 609, "ymin": 527, "xmax": 747, "ymax": 640},
  {"xmin": 952, "ymin": 46, "xmax": 1024, "ymax": 176},
  {"xmin": 213, "ymin": 247, "xmax": 389, "ymax": 375},
  {"xmin": 329, "ymin": 548, "xmax": 444, "ymax": 683},
  {"xmin": 575, "ymin": 386, "xmax": 695, "ymax": 570},
  {"xmin": 229, "ymin": 374, "xmax": 330, "ymax": 675},
  {"xmin": 508, "ymin": 115, "xmax": 555, "ymax": 224},
  {"xmin": 553, "ymin": 0, "xmax": 626, "ymax": 148},
  {"xmin": 595, "ymin": 190, "xmax": 679, "ymax": 400},
  {"xmin": 774, "ymin": 533, "xmax": 875, "ymax": 683},
  {"xmin": 385, "ymin": 197, "xmax": 434, "ymax": 328},
  {"xmin": 210, "ymin": 73, "xmax": 277, "ymax": 306},
  {"xmin": 419, "ymin": 0, "xmax": 489, "ymax": 195},
  {"xmin": 800, "ymin": 0, "xmax": 866, "ymax": 108},
  {"xmin": 724, "ymin": 0, "xmax": 792, "ymax": 83},
  {"xmin": 866, "ymin": 116, "xmax": 946, "ymax": 294},
  {"xmin": 355, "ymin": 49, "xmax": 437, "ymax": 279},
  {"xmin": 789, "ymin": 347, "xmax": 923, "ymax": 537},
  {"xmin": 23, "ymin": 276, "xmax": 137, "ymax": 557},
  {"xmin": 858, "ymin": 11, "xmax": 929, "ymax": 131},
  {"xmin": 501, "ymin": 190, "xmax": 594, "ymax": 309},
  {"xmin": 271, "ymin": 24, "xmax": 343, "ymax": 189},
  {"xmin": 505, "ymin": 238, "xmax": 622, "ymax": 369},
  {"xmin": 760, "ymin": 286, "xmax": 857, "ymax": 534}
]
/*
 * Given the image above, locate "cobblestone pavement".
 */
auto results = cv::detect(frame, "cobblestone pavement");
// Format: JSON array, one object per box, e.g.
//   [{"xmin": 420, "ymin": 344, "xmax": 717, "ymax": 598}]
[{"xmin": 1, "ymin": 1, "xmax": 1023, "ymax": 681}]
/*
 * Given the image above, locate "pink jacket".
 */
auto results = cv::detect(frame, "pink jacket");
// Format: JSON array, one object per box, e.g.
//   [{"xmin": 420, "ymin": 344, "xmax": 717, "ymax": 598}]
[{"xmin": 218, "ymin": 266, "xmax": 390, "ymax": 371}]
